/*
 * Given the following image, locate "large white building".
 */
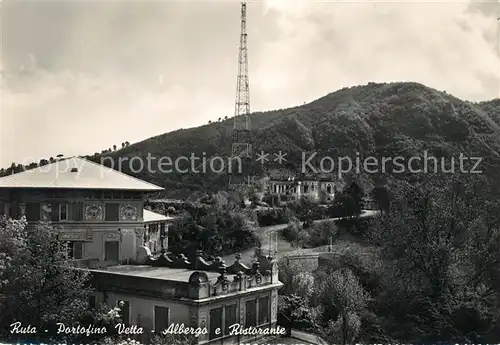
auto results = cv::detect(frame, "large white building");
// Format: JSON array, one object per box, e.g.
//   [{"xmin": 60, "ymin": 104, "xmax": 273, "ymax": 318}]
[{"xmin": 267, "ymin": 177, "xmax": 344, "ymax": 203}]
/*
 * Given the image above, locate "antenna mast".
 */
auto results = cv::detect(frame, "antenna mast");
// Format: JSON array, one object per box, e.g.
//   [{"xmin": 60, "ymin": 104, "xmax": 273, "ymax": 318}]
[{"xmin": 229, "ymin": 1, "xmax": 253, "ymax": 190}]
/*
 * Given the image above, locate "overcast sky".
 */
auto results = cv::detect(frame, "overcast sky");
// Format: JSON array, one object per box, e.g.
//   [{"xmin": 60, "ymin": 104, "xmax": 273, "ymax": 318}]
[{"xmin": 1, "ymin": 0, "xmax": 499, "ymax": 167}]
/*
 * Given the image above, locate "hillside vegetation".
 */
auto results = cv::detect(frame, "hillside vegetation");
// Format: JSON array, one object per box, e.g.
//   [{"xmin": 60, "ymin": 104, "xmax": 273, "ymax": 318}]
[{"xmin": 19, "ymin": 82, "xmax": 500, "ymax": 197}]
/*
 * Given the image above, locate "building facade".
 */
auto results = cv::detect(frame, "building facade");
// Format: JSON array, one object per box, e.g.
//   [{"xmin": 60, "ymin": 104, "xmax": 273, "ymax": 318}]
[
  {"xmin": 143, "ymin": 209, "xmax": 176, "ymax": 255},
  {"xmin": 89, "ymin": 250, "xmax": 282, "ymax": 345},
  {"xmin": 267, "ymin": 178, "xmax": 341, "ymax": 203},
  {"xmin": 0, "ymin": 157, "xmax": 165, "ymax": 264},
  {"xmin": 0, "ymin": 157, "xmax": 283, "ymax": 344}
]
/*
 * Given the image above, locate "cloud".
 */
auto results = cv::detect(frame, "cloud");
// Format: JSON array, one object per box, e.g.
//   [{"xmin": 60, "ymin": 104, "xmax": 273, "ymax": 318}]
[
  {"xmin": 1, "ymin": 0, "xmax": 499, "ymax": 167},
  {"xmin": 255, "ymin": 0, "xmax": 499, "ymax": 107},
  {"xmin": 2, "ymin": 69, "xmax": 231, "ymax": 166}
]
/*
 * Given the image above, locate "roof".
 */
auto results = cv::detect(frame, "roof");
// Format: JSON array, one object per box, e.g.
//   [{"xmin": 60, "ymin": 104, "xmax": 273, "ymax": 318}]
[
  {"xmin": 143, "ymin": 209, "xmax": 175, "ymax": 223},
  {"xmin": 90, "ymin": 265, "xmax": 220, "ymax": 283},
  {"xmin": 0, "ymin": 157, "xmax": 163, "ymax": 191}
]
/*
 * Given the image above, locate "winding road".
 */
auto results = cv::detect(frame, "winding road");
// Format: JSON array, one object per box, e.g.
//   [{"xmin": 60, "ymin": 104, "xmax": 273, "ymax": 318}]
[{"xmin": 222, "ymin": 210, "xmax": 379, "ymax": 264}]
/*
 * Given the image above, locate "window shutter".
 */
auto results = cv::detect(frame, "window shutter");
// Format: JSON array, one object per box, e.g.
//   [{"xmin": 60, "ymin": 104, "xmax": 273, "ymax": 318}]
[
  {"xmin": 73, "ymin": 202, "xmax": 83, "ymax": 221},
  {"xmin": 224, "ymin": 304, "xmax": 237, "ymax": 335},
  {"xmin": 245, "ymin": 300, "xmax": 257, "ymax": 327},
  {"xmin": 74, "ymin": 242, "xmax": 83, "ymax": 259},
  {"xmin": 258, "ymin": 296, "xmax": 270, "ymax": 324},
  {"xmin": 10, "ymin": 202, "xmax": 19, "ymax": 219},
  {"xmin": 119, "ymin": 301, "xmax": 130, "ymax": 326},
  {"xmin": 154, "ymin": 306, "xmax": 169, "ymax": 333},
  {"xmin": 209, "ymin": 307, "xmax": 223, "ymax": 339},
  {"xmin": 89, "ymin": 296, "xmax": 96, "ymax": 309},
  {"xmin": 105, "ymin": 203, "xmax": 119, "ymax": 221},
  {"xmin": 51, "ymin": 202, "xmax": 59, "ymax": 221},
  {"xmin": 26, "ymin": 203, "xmax": 40, "ymax": 221}
]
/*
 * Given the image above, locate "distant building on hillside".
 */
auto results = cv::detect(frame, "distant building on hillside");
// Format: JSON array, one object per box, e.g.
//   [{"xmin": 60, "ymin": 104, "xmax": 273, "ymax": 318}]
[
  {"xmin": 0, "ymin": 157, "xmax": 283, "ymax": 344},
  {"xmin": 266, "ymin": 176, "xmax": 345, "ymax": 204},
  {"xmin": 143, "ymin": 209, "xmax": 176, "ymax": 254}
]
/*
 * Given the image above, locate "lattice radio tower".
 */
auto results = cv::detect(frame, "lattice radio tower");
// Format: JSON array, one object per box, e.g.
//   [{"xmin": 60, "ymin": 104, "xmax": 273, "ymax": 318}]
[{"xmin": 228, "ymin": 1, "xmax": 253, "ymax": 190}]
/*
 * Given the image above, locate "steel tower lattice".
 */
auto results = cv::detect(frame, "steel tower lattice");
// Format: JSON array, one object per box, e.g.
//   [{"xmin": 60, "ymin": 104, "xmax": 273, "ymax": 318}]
[{"xmin": 228, "ymin": 1, "xmax": 252, "ymax": 190}]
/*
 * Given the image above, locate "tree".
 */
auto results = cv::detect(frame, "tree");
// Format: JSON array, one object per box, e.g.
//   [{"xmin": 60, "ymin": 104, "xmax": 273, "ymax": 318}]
[
  {"xmin": 0, "ymin": 217, "xmax": 93, "ymax": 341},
  {"xmin": 337, "ymin": 181, "xmax": 364, "ymax": 217},
  {"xmin": 113, "ymin": 145, "xmax": 117, "ymax": 151},
  {"xmin": 122, "ymin": 142, "xmax": 125, "ymax": 148},
  {"xmin": 318, "ymin": 188, "xmax": 328, "ymax": 203},
  {"xmin": 49, "ymin": 157, "xmax": 55, "ymax": 163},
  {"xmin": 372, "ymin": 185, "xmax": 389, "ymax": 213},
  {"xmin": 316, "ymin": 268, "xmax": 370, "ymax": 345},
  {"xmin": 370, "ymin": 175, "xmax": 500, "ymax": 343},
  {"xmin": 169, "ymin": 192, "xmax": 259, "ymax": 256},
  {"xmin": 278, "ymin": 294, "xmax": 318, "ymax": 332},
  {"xmin": 56, "ymin": 154, "xmax": 64, "ymax": 160},
  {"xmin": 15, "ymin": 164, "xmax": 25, "ymax": 173}
]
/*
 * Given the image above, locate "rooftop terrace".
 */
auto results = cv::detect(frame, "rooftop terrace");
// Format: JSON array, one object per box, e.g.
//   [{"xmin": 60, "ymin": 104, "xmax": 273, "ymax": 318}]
[{"xmin": 86, "ymin": 248, "xmax": 281, "ymax": 301}]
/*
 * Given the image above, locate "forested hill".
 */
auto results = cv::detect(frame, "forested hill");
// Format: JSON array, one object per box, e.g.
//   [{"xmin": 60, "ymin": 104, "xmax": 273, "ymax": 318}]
[{"xmin": 86, "ymin": 82, "xmax": 500, "ymax": 197}]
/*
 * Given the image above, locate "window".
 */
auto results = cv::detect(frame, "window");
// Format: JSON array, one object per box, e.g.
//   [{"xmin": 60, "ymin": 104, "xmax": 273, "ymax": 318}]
[
  {"xmin": 72, "ymin": 202, "xmax": 83, "ymax": 221},
  {"xmin": 245, "ymin": 300, "xmax": 257, "ymax": 328},
  {"xmin": 67, "ymin": 241, "xmax": 84, "ymax": 259},
  {"xmin": 258, "ymin": 297, "xmax": 270, "ymax": 325},
  {"xmin": 105, "ymin": 203, "xmax": 119, "ymax": 221},
  {"xmin": 123, "ymin": 192, "xmax": 134, "ymax": 199},
  {"xmin": 59, "ymin": 203, "xmax": 68, "ymax": 221},
  {"xmin": 26, "ymin": 203, "xmax": 40, "ymax": 221},
  {"xmin": 304, "ymin": 185, "xmax": 309, "ymax": 193},
  {"xmin": 118, "ymin": 300, "xmax": 130, "ymax": 326},
  {"xmin": 209, "ymin": 307, "xmax": 223, "ymax": 340},
  {"xmin": 105, "ymin": 241, "xmax": 119, "ymax": 262},
  {"xmin": 154, "ymin": 306, "xmax": 169, "ymax": 333},
  {"xmin": 8, "ymin": 203, "xmax": 19, "ymax": 219},
  {"xmin": 224, "ymin": 304, "xmax": 237, "ymax": 335},
  {"xmin": 327, "ymin": 185, "xmax": 332, "ymax": 193},
  {"xmin": 89, "ymin": 295, "xmax": 96, "ymax": 309},
  {"xmin": 83, "ymin": 191, "xmax": 101, "ymax": 199}
]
